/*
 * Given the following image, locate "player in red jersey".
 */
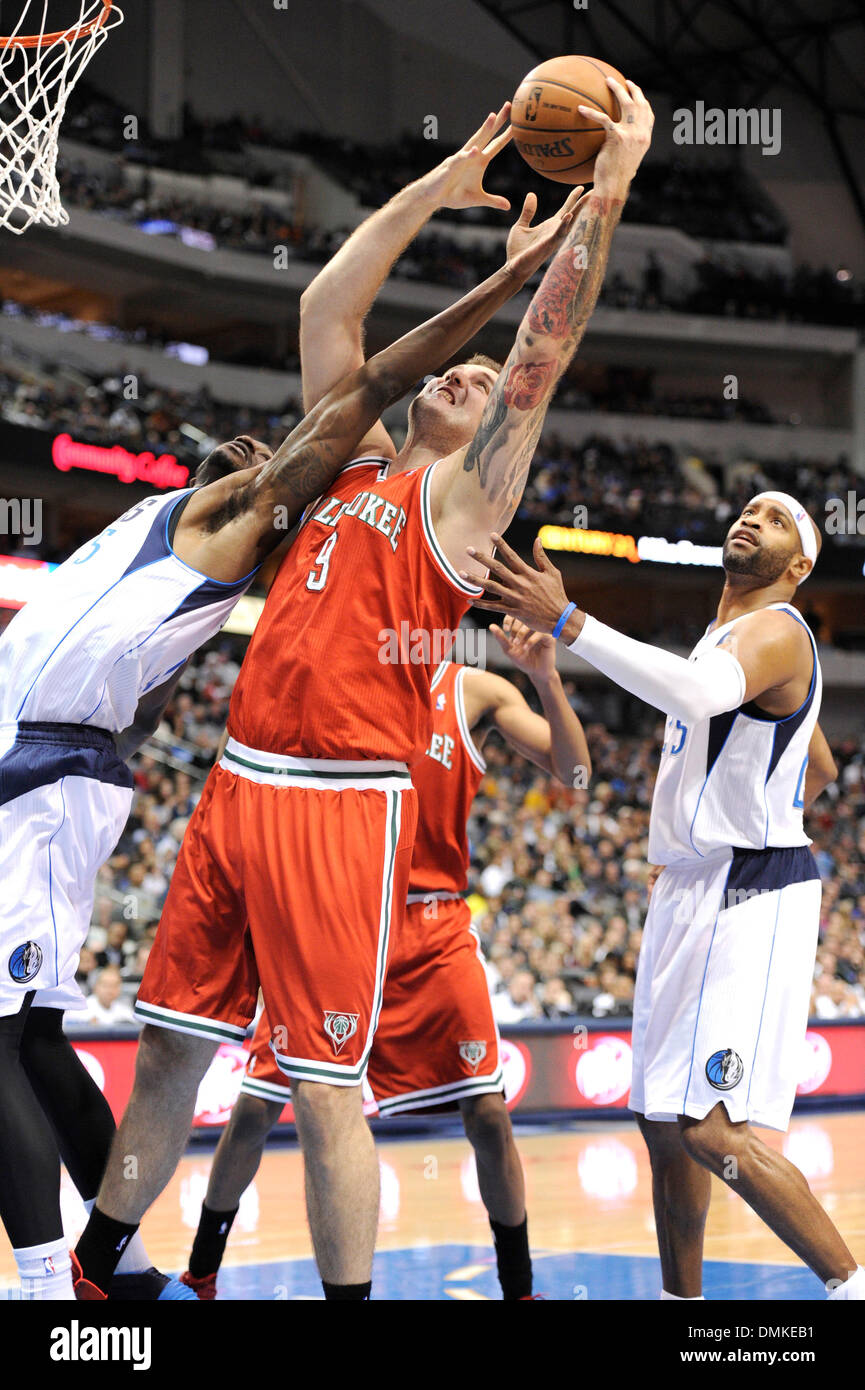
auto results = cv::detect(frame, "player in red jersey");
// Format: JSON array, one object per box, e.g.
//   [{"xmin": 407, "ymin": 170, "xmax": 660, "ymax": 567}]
[
  {"xmin": 75, "ymin": 88, "xmax": 653, "ymax": 1302},
  {"xmin": 180, "ymin": 619, "xmax": 590, "ymax": 1300}
]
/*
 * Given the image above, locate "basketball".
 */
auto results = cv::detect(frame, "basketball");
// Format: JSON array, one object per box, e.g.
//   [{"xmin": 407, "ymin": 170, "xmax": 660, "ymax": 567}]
[{"xmin": 511, "ymin": 55, "xmax": 626, "ymax": 184}]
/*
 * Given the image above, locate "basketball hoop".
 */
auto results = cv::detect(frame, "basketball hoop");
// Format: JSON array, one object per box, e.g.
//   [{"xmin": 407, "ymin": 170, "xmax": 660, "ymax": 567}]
[{"xmin": 0, "ymin": 1, "xmax": 124, "ymax": 234}]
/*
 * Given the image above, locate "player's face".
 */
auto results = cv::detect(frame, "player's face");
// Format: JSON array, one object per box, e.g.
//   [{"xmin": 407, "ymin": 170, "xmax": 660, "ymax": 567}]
[
  {"xmin": 409, "ymin": 364, "xmax": 498, "ymax": 448},
  {"xmin": 723, "ymin": 497, "xmax": 800, "ymax": 583},
  {"xmin": 194, "ymin": 435, "xmax": 273, "ymax": 487}
]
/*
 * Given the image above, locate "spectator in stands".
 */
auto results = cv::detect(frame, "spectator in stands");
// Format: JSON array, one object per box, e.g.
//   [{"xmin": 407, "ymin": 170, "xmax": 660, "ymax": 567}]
[
  {"xmin": 77, "ymin": 966, "xmax": 135, "ymax": 1028},
  {"xmin": 492, "ymin": 969, "xmax": 542, "ymax": 1024}
]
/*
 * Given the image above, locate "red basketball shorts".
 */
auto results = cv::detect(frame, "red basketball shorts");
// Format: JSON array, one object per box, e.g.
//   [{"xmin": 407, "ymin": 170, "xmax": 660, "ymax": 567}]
[
  {"xmin": 239, "ymin": 895, "xmax": 502, "ymax": 1112},
  {"xmin": 135, "ymin": 741, "xmax": 416, "ymax": 1086}
]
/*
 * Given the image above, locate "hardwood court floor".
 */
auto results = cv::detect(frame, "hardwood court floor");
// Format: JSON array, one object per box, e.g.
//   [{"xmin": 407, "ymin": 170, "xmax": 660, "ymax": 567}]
[{"xmin": 1, "ymin": 1110, "xmax": 862, "ymax": 1299}]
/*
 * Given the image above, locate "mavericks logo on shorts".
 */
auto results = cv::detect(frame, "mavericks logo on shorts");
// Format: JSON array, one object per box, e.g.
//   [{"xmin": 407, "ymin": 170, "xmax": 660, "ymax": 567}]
[
  {"xmin": 705, "ymin": 1048, "xmax": 744, "ymax": 1091},
  {"xmin": 9, "ymin": 940, "xmax": 43, "ymax": 983},
  {"xmin": 323, "ymin": 1011, "xmax": 359, "ymax": 1056},
  {"xmin": 458, "ymin": 1040, "xmax": 487, "ymax": 1075}
]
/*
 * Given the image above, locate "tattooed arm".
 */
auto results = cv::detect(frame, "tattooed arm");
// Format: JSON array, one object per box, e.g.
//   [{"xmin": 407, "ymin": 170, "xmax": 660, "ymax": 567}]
[
  {"xmin": 170, "ymin": 234, "xmax": 568, "ymax": 584},
  {"xmin": 430, "ymin": 77, "xmax": 654, "ymax": 575}
]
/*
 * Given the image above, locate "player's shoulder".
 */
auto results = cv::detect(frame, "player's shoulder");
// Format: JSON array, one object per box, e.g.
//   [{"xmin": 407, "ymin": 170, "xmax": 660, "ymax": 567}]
[{"xmin": 724, "ymin": 603, "xmax": 813, "ymax": 647}]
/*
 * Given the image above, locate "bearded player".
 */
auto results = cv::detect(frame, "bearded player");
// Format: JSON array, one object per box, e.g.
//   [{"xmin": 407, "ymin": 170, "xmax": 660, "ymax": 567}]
[
  {"xmin": 467, "ymin": 492, "xmax": 863, "ymax": 1300},
  {"xmin": 180, "ymin": 617, "xmax": 590, "ymax": 1301},
  {"xmin": 73, "ymin": 85, "xmax": 653, "ymax": 1302}
]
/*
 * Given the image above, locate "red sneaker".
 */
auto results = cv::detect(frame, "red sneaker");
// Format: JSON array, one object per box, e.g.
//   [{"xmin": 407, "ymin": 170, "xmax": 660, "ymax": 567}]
[
  {"xmin": 519, "ymin": 1294, "xmax": 546, "ymax": 1300},
  {"xmin": 70, "ymin": 1251, "xmax": 107, "ymax": 1301},
  {"xmin": 180, "ymin": 1270, "xmax": 218, "ymax": 1300}
]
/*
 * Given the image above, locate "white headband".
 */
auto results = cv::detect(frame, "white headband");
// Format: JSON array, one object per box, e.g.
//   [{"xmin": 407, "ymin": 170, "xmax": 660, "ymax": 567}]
[{"xmin": 750, "ymin": 491, "xmax": 817, "ymax": 585}]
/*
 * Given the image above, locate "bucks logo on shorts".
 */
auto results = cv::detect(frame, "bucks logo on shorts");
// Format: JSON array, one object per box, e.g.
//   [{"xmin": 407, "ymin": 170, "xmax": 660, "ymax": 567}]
[
  {"xmin": 323, "ymin": 1011, "xmax": 359, "ymax": 1056},
  {"xmin": 9, "ymin": 940, "xmax": 42, "ymax": 983},
  {"xmin": 459, "ymin": 1040, "xmax": 487, "ymax": 1075},
  {"xmin": 705, "ymin": 1048, "xmax": 744, "ymax": 1091}
]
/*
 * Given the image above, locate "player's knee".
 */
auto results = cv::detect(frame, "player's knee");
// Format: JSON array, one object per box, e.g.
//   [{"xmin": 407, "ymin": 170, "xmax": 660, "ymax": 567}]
[
  {"xmin": 461, "ymin": 1092, "xmax": 512, "ymax": 1156},
  {"xmin": 637, "ymin": 1114, "xmax": 682, "ymax": 1164},
  {"xmin": 228, "ymin": 1094, "xmax": 281, "ymax": 1147},
  {"xmin": 679, "ymin": 1113, "xmax": 732, "ymax": 1171},
  {"xmin": 134, "ymin": 1024, "xmax": 215, "ymax": 1089},
  {"xmin": 292, "ymin": 1081, "xmax": 364, "ymax": 1149}
]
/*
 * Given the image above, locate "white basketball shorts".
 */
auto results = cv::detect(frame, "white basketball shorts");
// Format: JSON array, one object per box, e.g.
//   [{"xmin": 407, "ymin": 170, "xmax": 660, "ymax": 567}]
[
  {"xmin": 629, "ymin": 844, "xmax": 821, "ymax": 1132},
  {"xmin": 0, "ymin": 721, "xmax": 134, "ymax": 1019}
]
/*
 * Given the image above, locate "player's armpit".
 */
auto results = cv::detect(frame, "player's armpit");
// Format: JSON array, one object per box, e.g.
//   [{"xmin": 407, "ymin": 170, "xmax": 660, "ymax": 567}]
[{"xmin": 716, "ymin": 608, "xmax": 813, "ymax": 715}]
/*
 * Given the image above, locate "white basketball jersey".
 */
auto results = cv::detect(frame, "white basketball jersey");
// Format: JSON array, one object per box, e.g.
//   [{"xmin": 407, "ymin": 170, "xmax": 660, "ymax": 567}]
[
  {"xmin": 648, "ymin": 603, "xmax": 821, "ymax": 865},
  {"xmin": 0, "ymin": 490, "xmax": 256, "ymax": 733}
]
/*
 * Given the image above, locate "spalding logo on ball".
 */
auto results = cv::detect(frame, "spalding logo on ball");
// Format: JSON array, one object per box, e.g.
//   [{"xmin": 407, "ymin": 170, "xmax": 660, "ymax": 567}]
[
  {"xmin": 705, "ymin": 1048, "xmax": 744, "ymax": 1091},
  {"xmin": 511, "ymin": 54, "xmax": 626, "ymax": 185}
]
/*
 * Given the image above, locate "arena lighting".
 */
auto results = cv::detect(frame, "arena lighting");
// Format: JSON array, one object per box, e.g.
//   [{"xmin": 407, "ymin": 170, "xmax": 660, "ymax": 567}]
[
  {"xmin": 538, "ymin": 525, "xmax": 723, "ymax": 568},
  {"xmin": 51, "ymin": 433, "xmax": 190, "ymax": 488},
  {"xmin": 0, "ymin": 553, "xmax": 57, "ymax": 609}
]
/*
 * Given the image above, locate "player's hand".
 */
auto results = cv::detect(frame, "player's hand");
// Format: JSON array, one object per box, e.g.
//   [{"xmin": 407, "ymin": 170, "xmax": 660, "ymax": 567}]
[
  {"xmin": 424, "ymin": 105, "xmax": 513, "ymax": 212},
  {"xmin": 490, "ymin": 615, "xmax": 558, "ymax": 680},
  {"xmin": 577, "ymin": 77, "xmax": 654, "ymax": 197},
  {"xmin": 647, "ymin": 864, "xmax": 663, "ymax": 902},
  {"xmin": 504, "ymin": 187, "xmax": 587, "ymax": 284},
  {"xmin": 462, "ymin": 533, "xmax": 571, "ymax": 634}
]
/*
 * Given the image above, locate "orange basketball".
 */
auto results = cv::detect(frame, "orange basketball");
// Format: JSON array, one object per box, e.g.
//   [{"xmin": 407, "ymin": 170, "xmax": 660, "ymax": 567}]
[{"xmin": 511, "ymin": 55, "xmax": 626, "ymax": 185}]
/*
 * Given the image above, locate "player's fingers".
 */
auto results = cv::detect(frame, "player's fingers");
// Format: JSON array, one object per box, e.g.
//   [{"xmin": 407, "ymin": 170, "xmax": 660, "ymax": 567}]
[
  {"xmin": 481, "ymin": 192, "xmax": 512, "ymax": 211},
  {"xmin": 626, "ymin": 79, "xmax": 646, "ymax": 102},
  {"xmin": 470, "ymin": 596, "xmax": 510, "ymax": 613},
  {"xmin": 462, "ymin": 110, "xmax": 498, "ymax": 153},
  {"xmin": 488, "ymin": 100, "xmax": 512, "ymax": 140},
  {"xmin": 517, "ymin": 191, "xmax": 537, "ymax": 226},
  {"xmin": 559, "ymin": 185, "xmax": 586, "ymax": 217},
  {"xmin": 465, "ymin": 545, "xmax": 501, "ymax": 574},
  {"xmin": 484, "ymin": 125, "xmax": 513, "ymax": 160},
  {"xmin": 532, "ymin": 536, "xmax": 557, "ymax": 572},
  {"xmin": 489, "ymin": 532, "xmax": 535, "ymax": 575},
  {"xmin": 576, "ymin": 103, "xmax": 613, "ymax": 131},
  {"xmin": 605, "ymin": 75, "xmax": 632, "ymax": 112},
  {"xmin": 489, "ymin": 622, "xmax": 508, "ymax": 649}
]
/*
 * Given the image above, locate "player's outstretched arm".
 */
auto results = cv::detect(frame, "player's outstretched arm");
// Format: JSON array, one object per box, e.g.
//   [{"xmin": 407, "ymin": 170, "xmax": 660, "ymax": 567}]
[
  {"xmin": 802, "ymin": 724, "xmax": 838, "ymax": 808},
  {"xmin": 472, "ymin": 616, "xmax": 591, "ymax": 784},
  {"xmin": 171, "ymin": 239, "xmax": 570, "ymax": 583},
  {"xmin": 432, "ymin": 78, "xmax": 653, "ymax": 571},
  {"xmin": 466, "ymin": 534, "xmax": 812, "ymax": 723},
  {"xmin": 299, "ymin": 103, "xmax": 513, "ymax": 446}
]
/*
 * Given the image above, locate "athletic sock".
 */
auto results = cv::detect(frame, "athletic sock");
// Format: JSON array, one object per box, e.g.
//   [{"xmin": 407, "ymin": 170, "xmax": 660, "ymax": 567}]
[
  {"xmin": 490, "ymin": 1215, "xmax": 533, "ymax": 1301},
  {"xmin": 14, "ymin": 1237, "xmax": 73, "ymax": 1300},
  {"xmin": 321, "ymin": 1280, "xmax": 371, "ymax": 1300},
  {"xmin": 188, "ymin": 1202, "xmax": 239, "ymax": 1278},
  {"xmin": 826, "ymin": 1266, "xmax": 865, "ymax": 1300},
  {"xmin": 661, "ymin": 1290, "xmax": 705, "ymax": 1300},
  {"xmin": 74, "ymin": 1207, "xmax": 140, "ymax": 1294},
  {"xmin": 80, "ymin": 1197, "xmax": 150, "ymax": 1276}
]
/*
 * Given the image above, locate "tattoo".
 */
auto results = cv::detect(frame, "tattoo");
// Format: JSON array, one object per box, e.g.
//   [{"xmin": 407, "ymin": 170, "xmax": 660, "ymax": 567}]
[
  {"xmin": 462, "ymin": 193, "xmax": 624, "ymax": 519},
  {"xmin": 527, "ymin": 249, "xmax": 584, "ymax": 338},
  {"xmin": 503, "ymin": 360, "xmax": 557, "ymax": 411}
]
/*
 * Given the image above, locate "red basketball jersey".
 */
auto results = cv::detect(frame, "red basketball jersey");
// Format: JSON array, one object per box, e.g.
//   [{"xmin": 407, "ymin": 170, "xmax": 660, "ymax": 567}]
[
  {"xmin": 228, "ymin": 458, "xmax": 482, "ymax": 762},
  {"xmin": 408, "ymin": 661, "xmax": 486, "ymax": 896}
]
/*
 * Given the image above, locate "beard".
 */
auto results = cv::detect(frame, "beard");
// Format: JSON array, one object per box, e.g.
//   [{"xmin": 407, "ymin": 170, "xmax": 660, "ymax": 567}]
[
  {"xmin": 723, "ymin": 536, "xmax": 794, "ymax": 583},
  {"xmin": 407, "ymin": 394, "xmax": 474, "ymax": 453}
]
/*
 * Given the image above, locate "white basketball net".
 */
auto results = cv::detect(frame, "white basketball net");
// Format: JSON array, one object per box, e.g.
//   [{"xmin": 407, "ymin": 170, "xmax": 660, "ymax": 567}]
[{"xmin": 0, "ymin": 1, "xmax": 123, "ymax": 234}]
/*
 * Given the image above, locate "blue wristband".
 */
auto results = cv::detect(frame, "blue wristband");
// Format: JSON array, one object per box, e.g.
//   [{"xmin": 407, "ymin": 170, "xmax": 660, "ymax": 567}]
[{"xmin": 552, "ymin": 602, "xmax": 576, "ymax": 640}]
